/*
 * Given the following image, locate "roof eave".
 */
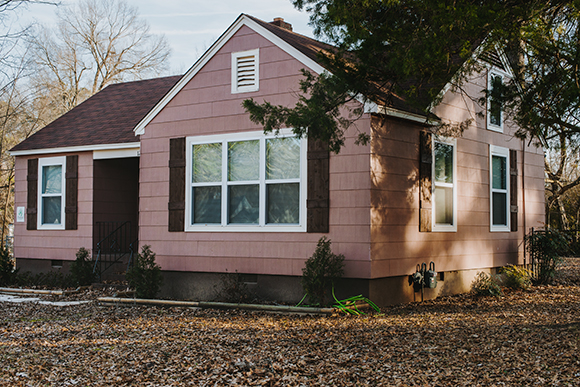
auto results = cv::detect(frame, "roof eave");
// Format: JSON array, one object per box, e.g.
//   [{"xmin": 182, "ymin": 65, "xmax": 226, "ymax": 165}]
[{"xmin": 10, "ymin": 142, "xmax": 140, "ymax": 157}]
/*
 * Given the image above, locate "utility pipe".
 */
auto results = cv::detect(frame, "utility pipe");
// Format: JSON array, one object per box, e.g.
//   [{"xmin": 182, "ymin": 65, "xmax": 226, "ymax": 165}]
[{"xmin": 97, "ymin": 297, "xmax": 335, "ymax": 314}]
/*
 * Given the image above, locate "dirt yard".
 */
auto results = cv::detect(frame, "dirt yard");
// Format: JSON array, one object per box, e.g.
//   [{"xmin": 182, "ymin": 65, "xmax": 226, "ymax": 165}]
[{"xmin": 1, "ymin": 259, "xmax": 579, "ymax": 386}]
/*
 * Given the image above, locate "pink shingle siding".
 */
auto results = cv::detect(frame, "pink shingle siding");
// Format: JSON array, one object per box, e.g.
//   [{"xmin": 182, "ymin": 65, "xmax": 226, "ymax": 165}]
[{"xmin": 139, "ymin": 27, "xmax": 373, "ymax": 278}]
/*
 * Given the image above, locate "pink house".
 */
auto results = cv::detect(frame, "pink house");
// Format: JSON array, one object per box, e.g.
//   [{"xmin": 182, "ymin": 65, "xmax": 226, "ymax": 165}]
[{"xmin": 10, "ymin": 14, "xmax": 544, "ymax": 305}]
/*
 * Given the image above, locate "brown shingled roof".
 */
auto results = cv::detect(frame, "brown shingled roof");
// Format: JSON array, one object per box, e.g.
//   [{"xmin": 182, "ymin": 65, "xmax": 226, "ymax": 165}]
[
  {"xmin": 246, "ymin": 15, "xmax": 337, "ymax": 67},
  {"xmin": 11, "ymin": 75, "xmax": 181, "ymax": 152},
  {"xmin": 247, "ymin": 15, "xmax": 424, "ymax": 116}
]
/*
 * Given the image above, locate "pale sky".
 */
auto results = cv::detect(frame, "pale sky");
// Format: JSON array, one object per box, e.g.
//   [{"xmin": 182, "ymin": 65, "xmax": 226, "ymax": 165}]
[{"xmin": 10, "ymin": 0, "xmax": 315, "ymax": 75}]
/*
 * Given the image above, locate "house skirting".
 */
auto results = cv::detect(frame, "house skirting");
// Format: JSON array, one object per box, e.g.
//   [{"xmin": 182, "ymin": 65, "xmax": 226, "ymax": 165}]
[
  {"xmin": 159, "ymin": 268, "xmax": 493, "ymax": 307},
  {"xmin": 14, "ymin": 257, "xmax": 493, "ymax": 306},
  {"xmin": 16, "ymin": 257, "xmax": 73, "ymax": 275}
]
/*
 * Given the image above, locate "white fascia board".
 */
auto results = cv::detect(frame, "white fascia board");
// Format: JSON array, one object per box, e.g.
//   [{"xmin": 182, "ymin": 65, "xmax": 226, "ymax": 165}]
[
  {"xmin": 134, "ymin": 14, "xmax": 327, "ymax": 136},
  {"xmin": 374, "ymin": 105, "xmax": 435, "ymax": 125},
  {"xmin": 93, "ymin": 147, "xmax": 140, "ymax": 160},
  {"xmin": 10, "ymin": 142, "xmax": 140, "ymax": 157}
]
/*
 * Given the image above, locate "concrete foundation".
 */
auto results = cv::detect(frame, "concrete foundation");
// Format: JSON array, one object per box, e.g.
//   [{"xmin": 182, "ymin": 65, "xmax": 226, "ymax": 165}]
[
  {"xmin": 158, "ymin": 267, "xmax": 492, "ymax": 307},
  {"xmin": 15, "ymin": 257, "xmax": 493, "ymax": 306},
  {"xmin": 16, "ymin": 257, "xmax": 73, "ymax": 275}
]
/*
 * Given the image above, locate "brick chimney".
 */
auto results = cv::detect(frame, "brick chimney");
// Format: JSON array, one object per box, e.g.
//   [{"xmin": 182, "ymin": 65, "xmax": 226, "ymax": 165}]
[{"xmin": 270, "ymin": 17, "xmax": 292, "ymax": 31}]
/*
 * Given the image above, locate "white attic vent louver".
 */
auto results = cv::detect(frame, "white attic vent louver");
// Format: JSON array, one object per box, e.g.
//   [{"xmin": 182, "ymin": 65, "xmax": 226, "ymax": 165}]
[{"xmin": 232, "ymin": 49, "xmax": 259, "ymax": 93}]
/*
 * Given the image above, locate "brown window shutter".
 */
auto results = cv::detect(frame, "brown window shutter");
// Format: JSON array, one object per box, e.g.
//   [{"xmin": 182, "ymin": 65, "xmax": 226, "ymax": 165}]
[
  {"xmin": 510, "ymin": 149, "xmax": 518, "ymax": 232},
  {"xmin": 307, "ymin": 139, "xmax": 329, "ymax": 233},
  {"xmin": 65, "ymin": 155, "xmax": 78, "ymax": 230},
  {"xmin": 419, "ymin": 131, "xmax": 433, "ymax": 232},
  {"xmin": 168, "ymin": 137, "xmax": 186, "ymax": 232},
  {"xmin": 27, "ymin": 158, "xmax": 38, "ymax": 230}
]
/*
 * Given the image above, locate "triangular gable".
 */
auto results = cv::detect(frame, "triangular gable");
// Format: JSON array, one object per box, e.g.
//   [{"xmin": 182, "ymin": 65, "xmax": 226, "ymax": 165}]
[
  {"xmin": 134, "ymin": 16, "xmax": 518, "ymax": 134},
  {"xmin": 428, "ymin": 43, "xmax": 515, "ymax": 114},
  {"xmin": 134, "ymin": 14, "xmax": 327, "ymax": 136}
]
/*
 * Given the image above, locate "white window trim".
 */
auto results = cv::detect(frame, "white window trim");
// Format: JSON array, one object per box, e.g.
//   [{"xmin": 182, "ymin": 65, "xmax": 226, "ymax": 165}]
[
  {"xmin": 432, "ymin": 136, "xmax": 457, "ymax": 232},
  {"xmin": 185, "ymin": 129, "xmax": 307, "ymax": 232},
  {"xmin": 490, "ymin": 145, "xmax": 510, "ymax": 232},
  {"xmin": 231, "ymin": 49, "xmax": 259, "ymax": 94},
  {"xmin": 487, "ymin": 69, "xmax": 507, "ymax": 133},
  {"xmin": 37, "ymin": 156, "xmax": 66, "ymax": 230}
]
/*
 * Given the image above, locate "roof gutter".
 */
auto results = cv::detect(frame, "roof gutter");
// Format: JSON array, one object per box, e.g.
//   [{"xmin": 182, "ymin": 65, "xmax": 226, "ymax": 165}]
[
  {"xmin": 363, "ymin": 100, "xmax": 438, "ymax": 125},
  {"xmin": 9, "ymin": 142, "xmax": 140, "ymax": 157}
]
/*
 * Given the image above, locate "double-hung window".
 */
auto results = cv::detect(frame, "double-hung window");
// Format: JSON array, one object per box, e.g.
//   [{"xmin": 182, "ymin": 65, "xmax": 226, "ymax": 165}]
[
  {"xmin": 432, "ymin": 137, "xmax": 457, "ymax": 232},
  {"xmin": 185, "ymin": 130, "xmax": 306, "ymax": 232},
  {"xmin": 490, "ymin": 145, "xmax": 510, "ymax": 231},
  {"xmin": 37, "ymin": 156, "xmax": 65, "ymax": 230}
]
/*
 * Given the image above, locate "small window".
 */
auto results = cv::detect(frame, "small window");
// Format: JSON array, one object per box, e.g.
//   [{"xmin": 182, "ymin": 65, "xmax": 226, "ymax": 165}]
[
  {"xmin": 432, "ymin": 137, "xmax": 457, "ymax": 232},
  {"xmin": 490, "ymin": 145, "xmax": 510, "ymax": 231},
  {"xmin": 185, "ymin": 130, "xmax": 306, "ymax": 232},
  {"xmin": 231, "ymin": 49, "xmax": 259, "ymax": 93},
  {"xmin": 37, "ymin": 156, "xmax": 66, "ymax": 230},
  {"xmin": 488, "ymin": 71, "xmax": 503, "ymax": 132}
]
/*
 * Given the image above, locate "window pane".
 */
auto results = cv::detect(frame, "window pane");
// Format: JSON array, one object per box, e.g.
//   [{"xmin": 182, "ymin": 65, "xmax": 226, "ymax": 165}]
[
  {"xmin": 489, "ymin": 75, "xmax": 502, "ymax": 126},
  {"xmin": 267, "ymin": 183, "xmax": 299, "ymax": 224},
  {"xmin": 42, "ymin": 197, "xmax": 61, "ymax": 225},
  {"xmin": 434, "ymin": 142, "xmax": 453, "ymax": 184},
  {"xmin": 492, "ymin": 155, "xmax": 506, "ymax": 189},
  {"xmin": 228, "ymin": 140, "xmax": 259, "ymax": 181},
  {"xmin": 228, "ymin": 185, "xmax": 259, "ymax": 224},
  {"xmin": 493, "ymin": 192, "xmax": 507, "ymax": 226},
  {"xmin": 193, "ymin": 143, "xmax": 221, "ymax": 183},
  {"xmin": 435, "ymin": 186, "xmax": 453, "ymax": 225},
  {"xmin": 42, "ymin": 165, "xmax": 62, "ymax": 194},
  {"xmin": 266, "ymin": 137, "xmax": 300, "ymax": 180},
  {"xmin": 193, "ymin": 186, "xmax": 221, "ymax": 224}
]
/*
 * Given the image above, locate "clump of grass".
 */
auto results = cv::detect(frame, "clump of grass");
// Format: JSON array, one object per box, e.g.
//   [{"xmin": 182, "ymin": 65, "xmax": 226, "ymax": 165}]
[
  {"xmin": 471, "ymin": 271, "xmax": 503, "ymax": 297},
  {"xmin": 500, "ymin": 264, "xmax": 532, "ymax": 290}
]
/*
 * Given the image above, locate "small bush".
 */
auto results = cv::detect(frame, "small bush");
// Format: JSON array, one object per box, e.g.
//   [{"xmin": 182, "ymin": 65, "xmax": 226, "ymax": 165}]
[
  {"xmin": 525, "ymin": 229, "xmax": 569, "ymax": 284},
  {"xmin": 214, "ymin": 271, "xmax": 254, "ymax": 303},
  {"xmin": 302, "ymin": 237, "xmax": 345, "ymax": 306},
  {"xmin": 70, "ymin": 247, "xmax": 96, "ymax": 286},
  {"xmin": 471, "ymin": 272, "xmax": 503, "ymax": 297},
  {"xmin": 0, "ymin": 246, "xmax": 17, "ymax": 286},
  {"xmin": 500, "ymin": 264, "xmax": 532, "ymax": 290},
  {"xmin": 126, "ymin": 245, "xmax": 163, "ymax": 299}
]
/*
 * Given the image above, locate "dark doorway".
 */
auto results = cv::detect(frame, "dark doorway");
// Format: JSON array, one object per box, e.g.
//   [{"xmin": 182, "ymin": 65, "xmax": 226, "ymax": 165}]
[{"xmin": 93, "ymin": 157, "xmax": 139, "ymax": 252}]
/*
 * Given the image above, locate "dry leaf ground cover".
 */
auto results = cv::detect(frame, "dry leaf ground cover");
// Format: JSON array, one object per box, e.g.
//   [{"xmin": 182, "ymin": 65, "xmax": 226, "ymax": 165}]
[{"xmin": 1, "ymin": 259, "xmax": 579, "ymax": 386}]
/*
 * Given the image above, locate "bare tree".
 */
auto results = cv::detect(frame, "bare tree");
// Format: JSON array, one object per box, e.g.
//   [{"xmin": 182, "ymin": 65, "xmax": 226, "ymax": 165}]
[
  {"xmin": 545, "ymin": 132, "xmax": 580, "ymax": 230},
  {"xmin": 0, "ymin": 0, "xmax": 170, "ymax": 244},
  {"xmin": 31, "ymin": 0, "xmax": 171, "ymax": 116},
  {"xmin": 0, "ymin": 1, "xmax": 57, "ymax": 245}
]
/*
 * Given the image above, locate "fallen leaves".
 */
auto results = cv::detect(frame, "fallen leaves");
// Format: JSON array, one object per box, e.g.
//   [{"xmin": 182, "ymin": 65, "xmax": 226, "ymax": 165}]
[{"xmin": 0, "ymin": 259, "xmax": 579, "ymax": 386}]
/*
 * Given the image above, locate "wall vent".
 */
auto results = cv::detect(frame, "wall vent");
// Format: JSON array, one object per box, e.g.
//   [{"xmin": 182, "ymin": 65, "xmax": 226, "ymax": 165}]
[{"xmin": 232, "ymin": 49, "xmax": 259, "ymax": 93}]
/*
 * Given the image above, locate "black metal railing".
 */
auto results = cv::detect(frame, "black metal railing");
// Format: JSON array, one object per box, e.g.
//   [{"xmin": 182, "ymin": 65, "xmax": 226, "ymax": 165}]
[
  {"xmin": 525, "ymin": 227, "xmax": 580, "ymax": 278},
  {"xmin": 93, "ymin": 221, "xmax": 132, "ymax": 280},
  {"xmin": 126, "ymin": 238, "xmax": 139, "ymax": 271}
]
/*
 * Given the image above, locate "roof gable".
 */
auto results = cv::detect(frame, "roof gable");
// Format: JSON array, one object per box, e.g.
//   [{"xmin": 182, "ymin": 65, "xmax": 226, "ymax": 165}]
[
  {"xmin": 11, "ymin": 76, "xmax": 181, "ymax": 154},
  {"xmin": 134, "ymin": 14, "xmax": 332, "ymax": 136}
]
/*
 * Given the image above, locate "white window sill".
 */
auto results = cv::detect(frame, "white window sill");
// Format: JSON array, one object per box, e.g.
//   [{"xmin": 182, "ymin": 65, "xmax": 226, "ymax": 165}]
[
  {"xmin": 432, "ymin": 225, "xmax": 457, "ymax": 233},
  {"xmin": 487, "ymin": 124, "xmax": 503, "ymax": 133},
  {"xmin": 184, "ymin": 224, "xmax": 306, "ymax": 233},
  {"xmin": 37, "ymin": 224, "xmax": 65, "ymax": 231}
]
